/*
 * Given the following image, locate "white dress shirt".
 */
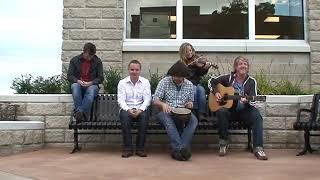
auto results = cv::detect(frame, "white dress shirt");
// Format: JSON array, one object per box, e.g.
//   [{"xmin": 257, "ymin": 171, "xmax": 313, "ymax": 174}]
[{"xmin": 117, "ymin": 76, "xmax": 152, "ymax": 111}]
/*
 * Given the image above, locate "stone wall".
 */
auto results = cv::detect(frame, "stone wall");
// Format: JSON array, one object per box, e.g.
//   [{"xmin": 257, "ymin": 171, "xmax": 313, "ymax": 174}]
[
  {"xmin": 61, "ymin": 0, "xmax": 313, "ymax": 90},
  {"xmin": 0, "ymin": 94, "xmax": 317, "ymax": 151},
  {"xmin": 62, "ymin": 0, "xmax": 124, "ymax": 73},
  {"xmin": 123, "ymin": 52, "xmax": 311, "ymax": 89},
  {"xmin": 309, "ymin": 0, "xmax": 320, "ymax": 90},
  {"xmin": 0, "ymin": 121, "xmax": 44, "ymax": 156}
]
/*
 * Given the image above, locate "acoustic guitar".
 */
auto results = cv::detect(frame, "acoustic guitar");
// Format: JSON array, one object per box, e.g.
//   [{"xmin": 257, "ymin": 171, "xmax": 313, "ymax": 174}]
[{"xmin": 208, "ymin": 83, "xmax": 266, "ymax": 112}]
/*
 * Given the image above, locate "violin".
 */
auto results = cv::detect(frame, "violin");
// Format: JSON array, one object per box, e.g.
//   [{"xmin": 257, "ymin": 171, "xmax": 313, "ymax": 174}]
[{"xmin": 187, "ymin": 55, "xmax": 218, "ymax": 69}]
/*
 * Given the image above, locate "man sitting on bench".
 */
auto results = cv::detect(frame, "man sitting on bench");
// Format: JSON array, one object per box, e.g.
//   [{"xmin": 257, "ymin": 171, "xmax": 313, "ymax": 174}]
[
  {"xmin": 153, "ymin": 61, "xmax": 198, "ymax": 161},
  {"xmin": 117, "ymin": 60, "xmax": 152, "ymax": 158},
  {"xmin": 67, "ymin": 42, "xmax": 104, "ymax": 123},
  {"xmin": 208, "ymin": 56, "xmax": 268, "ymax": 160}
]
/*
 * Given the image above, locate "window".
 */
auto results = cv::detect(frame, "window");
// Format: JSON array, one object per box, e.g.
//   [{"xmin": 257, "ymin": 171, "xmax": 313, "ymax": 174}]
[
  {"xmin": 126, "ymin": 0, "xmax": 176, "ymax": 39},
  {"xmin": 124, "ymin": 0, "xmax": 308, "ymax": 52},
  {"xmin": 183, "ymin": 0, "xmax": 248, "ymax": 39},
  {"xmin": 255, "ymin": 0, "xmax": 304, "ymax": 39}
]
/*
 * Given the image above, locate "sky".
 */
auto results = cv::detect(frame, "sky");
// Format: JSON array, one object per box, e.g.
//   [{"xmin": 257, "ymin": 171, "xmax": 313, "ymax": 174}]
[{"xmin": 0, "ymin": 0, "xmax": 63, "ymax": 94}]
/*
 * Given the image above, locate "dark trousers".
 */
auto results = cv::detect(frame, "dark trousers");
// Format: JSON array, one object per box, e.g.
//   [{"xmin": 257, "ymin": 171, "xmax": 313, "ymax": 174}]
[
  {"xmin": 119, "ymin": 109, "xmax": 149, "ymax": 151},
  {"xmin": 216, "ymin": 106, "xmax": 264, "ymax": 148}
]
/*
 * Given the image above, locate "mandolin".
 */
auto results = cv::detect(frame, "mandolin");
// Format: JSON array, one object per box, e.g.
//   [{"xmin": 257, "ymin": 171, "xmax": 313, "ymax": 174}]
[{"xmin": 208, "ymin": 83, "xmax": 266, "ymax": 112}]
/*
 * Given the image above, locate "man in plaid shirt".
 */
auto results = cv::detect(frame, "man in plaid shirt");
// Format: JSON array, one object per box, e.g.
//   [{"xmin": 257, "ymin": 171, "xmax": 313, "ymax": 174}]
[{"xmin": 153, "ymin": 61, "xmax": 198, "ymax": 161}]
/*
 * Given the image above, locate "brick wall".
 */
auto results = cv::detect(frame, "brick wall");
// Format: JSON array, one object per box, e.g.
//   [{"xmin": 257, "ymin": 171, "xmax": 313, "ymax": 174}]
[
  {"xmin": 62, "ymin": 0, "xmax": 124, "ymax": 73},
  {"xmin": 309, "ymin": 0, "xmax": 320, "ymax": 90}
]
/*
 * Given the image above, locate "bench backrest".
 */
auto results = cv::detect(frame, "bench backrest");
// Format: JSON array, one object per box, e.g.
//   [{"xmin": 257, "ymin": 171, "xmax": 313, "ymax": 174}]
[
  {"xmin": 310, "ymin": 93, "xmax": 320, "ymax": 121},
  {"xmin": 93, "ymin": 94, "xmax": 120, "ymax": 122}
]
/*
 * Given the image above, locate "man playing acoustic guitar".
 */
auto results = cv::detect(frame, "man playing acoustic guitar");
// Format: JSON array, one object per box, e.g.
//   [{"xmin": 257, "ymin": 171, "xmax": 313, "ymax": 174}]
[{"xmin": 208, "ymin": 56, "xmax": 268, "ymax": 160}]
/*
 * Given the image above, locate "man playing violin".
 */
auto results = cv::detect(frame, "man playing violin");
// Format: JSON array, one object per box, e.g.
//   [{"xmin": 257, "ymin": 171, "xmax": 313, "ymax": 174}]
[
  {"xmin": 208, "ymin": 56, "xmax": 268, "ymax": 160},
  {"xmin": 153, "ymin": 61, "xmax": 198, "ymax": 161},
  {"xmin": 178, "ymin": 43, "xmax": 214, "ymax": 120}
]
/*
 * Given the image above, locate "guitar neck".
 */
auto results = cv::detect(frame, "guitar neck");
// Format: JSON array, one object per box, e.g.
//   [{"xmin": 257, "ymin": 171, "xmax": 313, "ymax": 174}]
[
  {"xmin": 225, "ymin": 95, "xmax": 249, "ymax": 100},
  {"xmin": 224, "ymin": 95, "xmax": 266, "ymax": 101}
]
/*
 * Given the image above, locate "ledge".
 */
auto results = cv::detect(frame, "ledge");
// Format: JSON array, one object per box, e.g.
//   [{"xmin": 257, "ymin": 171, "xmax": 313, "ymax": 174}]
[
  {"xmin": 0, "ymin": 94, "xmax": 314, "ymax": 104},
  {"xmin": 0, "ymin": 94, "xmax": 73, "ymax": 103},
  {"xmin": 123, "ymin": 40, "xmax": 310, "ymax": 52},
  {"xmin": 266, "ymin": 95, "xmax": 313, "ymax": 104},
  {"xmin": 0, "ymin": 121, "xmax": 44, "ymax": 130}
]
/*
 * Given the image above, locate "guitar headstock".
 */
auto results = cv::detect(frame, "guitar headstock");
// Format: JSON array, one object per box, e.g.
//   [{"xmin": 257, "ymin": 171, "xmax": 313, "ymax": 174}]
[{"xmin": 248, "ymin": 96, "xmax": 266, "ymax": 102}]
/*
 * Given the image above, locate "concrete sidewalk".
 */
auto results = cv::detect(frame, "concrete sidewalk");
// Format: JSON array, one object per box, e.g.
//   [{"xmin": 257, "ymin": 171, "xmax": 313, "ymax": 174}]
[
  {"xmin": 0, "ymin": 171, "xmax": 33, "ymax": 180},
  {"xmin": 0, "ymin": 147, "xmax": 319, "ymax": 180}
]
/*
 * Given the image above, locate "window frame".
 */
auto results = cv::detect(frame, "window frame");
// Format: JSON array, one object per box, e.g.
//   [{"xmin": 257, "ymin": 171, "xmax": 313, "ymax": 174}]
[{"xmin": 123, "ymin": 0, "xmax": 310, "ymax": 52}]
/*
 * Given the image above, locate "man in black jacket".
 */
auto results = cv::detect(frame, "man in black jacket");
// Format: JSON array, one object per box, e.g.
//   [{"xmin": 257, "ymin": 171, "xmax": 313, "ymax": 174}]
[
  {"xmin": 67, "ymin": 42, "xmax": 104, "ymax": 122},
  {"xmin": 209, "ymin": 56, "xmax": 268, "ymax": 160}
]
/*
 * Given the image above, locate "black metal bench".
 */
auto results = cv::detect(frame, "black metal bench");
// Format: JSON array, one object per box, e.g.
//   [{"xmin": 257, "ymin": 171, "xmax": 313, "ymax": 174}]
[
  {"xmin": 293, "ymin": 93, "xmax": 320, "ymax": 156},
  {"xmin": 69, "ymin": 94, "xmax": 252, "ymax": 153}
]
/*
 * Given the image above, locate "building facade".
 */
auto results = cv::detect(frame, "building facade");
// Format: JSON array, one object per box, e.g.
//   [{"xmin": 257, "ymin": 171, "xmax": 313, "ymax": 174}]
[{"xmin": 62, "ymin": 0, "xmax": 320, "ymax": 90}]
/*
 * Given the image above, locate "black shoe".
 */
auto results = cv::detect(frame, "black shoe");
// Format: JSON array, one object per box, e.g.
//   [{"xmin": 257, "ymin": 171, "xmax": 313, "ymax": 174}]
[
  {"xmin": 74, "ymin": 111, "xmax": 84, "ymax": 123},
  {"xmin": 136, "ymin": 150, "xmax": 147, "ymax": 157},
  {"xmin": 122, "ymin": 150, "xmax": 133, "ymax": 158},
  {"xmin": 198, "ymin": 112, "xmax": 208, "ymax": 121},
  {"xmin": 180, "ymin": 148, "xmax": 192, "ymax": 160},
  {"xmin": 171, "ymin": 151, "xmax": 185, "ymax": 161}
]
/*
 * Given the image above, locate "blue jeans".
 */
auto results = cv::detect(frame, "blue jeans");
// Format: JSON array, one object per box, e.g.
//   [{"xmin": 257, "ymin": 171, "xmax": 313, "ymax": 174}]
[
  {"xmin": 216, "ymin": 107, "xmax": 264, "ymax": 149},
  {"xmin": 156, "ymin": 111, "xmax": 198, "ymax": 151},
  {"xmin": 193, "ymin": 85, "xmax": 207, "ymax": 114},
  {"xmin": 119, "ymin": 109, "xmax": 149, "ymax": 151},
  {"xmin": 71, "ymin": 83, "xmax": 99, "ymax": 113}
]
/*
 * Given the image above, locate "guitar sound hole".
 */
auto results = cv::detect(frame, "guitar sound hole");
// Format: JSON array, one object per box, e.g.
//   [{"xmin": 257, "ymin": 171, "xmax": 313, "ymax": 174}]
[{"xmin": 219, "ymin": 101, "xmax": 227, "ymax": 106}]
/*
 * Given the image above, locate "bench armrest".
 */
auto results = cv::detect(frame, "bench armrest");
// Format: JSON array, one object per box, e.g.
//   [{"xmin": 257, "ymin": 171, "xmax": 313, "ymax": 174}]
[{"xmin": 296, "ymin": 108, "xmax": 311, "ymax": 122}]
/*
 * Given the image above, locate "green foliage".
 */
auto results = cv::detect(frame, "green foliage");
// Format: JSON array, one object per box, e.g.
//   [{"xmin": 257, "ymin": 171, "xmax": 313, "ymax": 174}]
[
  {"xmin": 103, "ymin": 67, "xmax": 122, "ymax": 94},
  {"xmin": 11, "ymin": 74, "xmax": 63, "ymax": 94},
  {"xmin": 199, "ymin": 73, "xmax": 213, "ymax": 94},
  {"xmin": 11, "ymin": 74, "xmax": 34, "ymax": 94},
  {"xmin": 60, "ymin": 74, "xmax": 71, "ymax": 94},
  {"xmin": 254, "ymin": 70, "xmax": 274, "ymax": 95},
  {"xmin": 255, "ymin": 70, "xmax": 309, "ymax": 95},
  {"xmin": 32, "ymin": 75, "xmax": 62, "ymax": 94},
  {"xmin": 149, "ymin": 69, "xmax": 163, "ymax": 94},
  {"xmin": 61, "ymin": 66, "xmax": 71, "ymax": 94}
]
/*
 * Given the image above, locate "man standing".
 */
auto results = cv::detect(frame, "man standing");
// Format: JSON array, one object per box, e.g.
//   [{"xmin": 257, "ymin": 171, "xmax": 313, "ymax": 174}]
[
  {"xmin": 153, "ymin": 61, "xmax": 198, "ymax": 161},
  {"xmin": 67, "ymin": 42, "xmax": 104, "ymax": 122},
  {"xmin": 209, "ymin": 56, "xmax": 268, "ymax": 160},
  {"xmin": 117, "ymin": 60, "xmax": 152, "ymax": 158}
]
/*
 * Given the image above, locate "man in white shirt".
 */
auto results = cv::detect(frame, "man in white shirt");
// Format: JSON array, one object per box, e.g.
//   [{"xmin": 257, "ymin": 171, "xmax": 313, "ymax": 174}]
[{"xmin": 117, "ymin": 60, "xmax": 152, "ymax": 158}]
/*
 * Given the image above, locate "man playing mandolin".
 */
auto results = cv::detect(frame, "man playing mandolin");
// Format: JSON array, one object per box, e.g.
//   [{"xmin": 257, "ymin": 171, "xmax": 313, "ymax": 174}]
[{"xmin": 208, "ymin": 56, "xmax": 268, "ymax": 160}]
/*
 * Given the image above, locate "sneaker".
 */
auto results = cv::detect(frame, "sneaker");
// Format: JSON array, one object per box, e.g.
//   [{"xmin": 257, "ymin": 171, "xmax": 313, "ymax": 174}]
[
  {"xmin": 180, "ymin": 148, "xmax": 192, "ymax": 160},
  {"xmin": 136, "ymin": 150, "xmax": 147, "ymax": 157},
  {"xmin": 254, "ymin": 150, "xmax": 268, "ymax": 160},
  {"xmin": 121, "ymin": 150, "xmax": 133, "ymax": 158},
  {"xmin": 219, "ymin": 144, "xmax": 229, "ymax": 156}
]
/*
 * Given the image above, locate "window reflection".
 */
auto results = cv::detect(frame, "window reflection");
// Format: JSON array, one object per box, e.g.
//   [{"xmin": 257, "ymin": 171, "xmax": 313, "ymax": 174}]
[
  {"xmin": 127, "ymin": 0, "xmax": 176, "ymax": 39},
  {"xmin": 183, "ymin": 0, "xmax": 248, "ymax": 39},
  {"xmin": 255, "ymin": 0, "xmax": 304, "ymax": 39}
]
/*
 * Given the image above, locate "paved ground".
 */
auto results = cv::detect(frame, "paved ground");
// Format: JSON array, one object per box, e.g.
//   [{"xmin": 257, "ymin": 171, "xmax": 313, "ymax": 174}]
[{"xmin": 0, "ymin": 147, "xmax": 319, "ymax": 180}]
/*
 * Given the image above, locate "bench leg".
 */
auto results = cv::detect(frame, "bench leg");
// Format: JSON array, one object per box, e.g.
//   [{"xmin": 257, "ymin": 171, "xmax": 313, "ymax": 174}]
[
  {"xmin": 71, "ymin": 128, "xmax": 81, "ymax": 154},
  {"xmin": 247, "ymin": 128, "xmax": 253, "ymax": 153},
  {"xmin": 297, "ymin": 130, "xmax": 315, "ymax": 156}
]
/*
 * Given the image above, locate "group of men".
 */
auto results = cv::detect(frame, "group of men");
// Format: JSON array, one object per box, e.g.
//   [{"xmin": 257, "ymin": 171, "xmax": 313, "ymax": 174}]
[{"xmin": 67, "ymin": 43, "xmax": 268, "ymax": 161}]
